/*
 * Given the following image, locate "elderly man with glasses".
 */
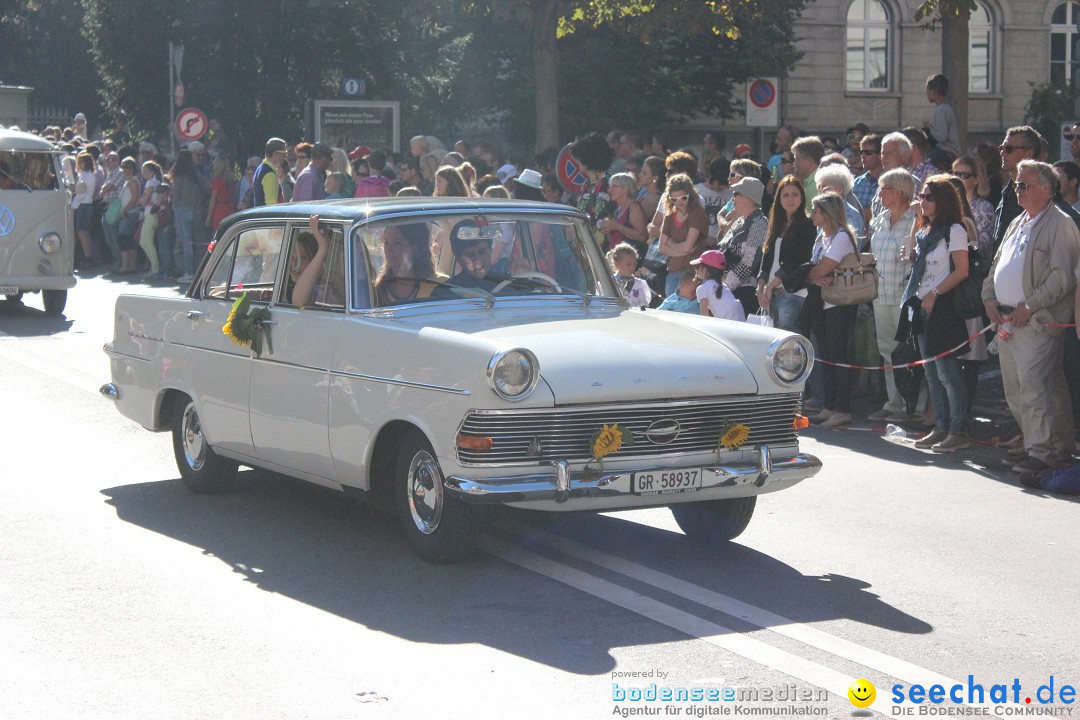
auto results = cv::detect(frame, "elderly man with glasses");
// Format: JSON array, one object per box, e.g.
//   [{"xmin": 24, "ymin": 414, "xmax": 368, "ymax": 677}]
[{"xmin": 982, "ymin": 159, "xmax": 1080, "ymax": 480}]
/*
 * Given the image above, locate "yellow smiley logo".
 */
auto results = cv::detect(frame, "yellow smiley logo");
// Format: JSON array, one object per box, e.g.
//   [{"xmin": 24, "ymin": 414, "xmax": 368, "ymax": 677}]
[{"xmin": 848, "ymin": 678, "xmax": 876, "ymax": 708}]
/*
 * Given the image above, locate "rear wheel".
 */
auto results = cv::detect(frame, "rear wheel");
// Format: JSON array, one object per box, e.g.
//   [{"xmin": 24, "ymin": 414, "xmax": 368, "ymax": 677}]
[
  {"xmin": 394, "ymin": 431, "xmax": 476, "ymax": 563},
  {"xmin": 670, "ymin": 496, "xmax": 756, "ymax": 541},
  {"xmin": 172, "ymin": 398, "xmax": 237, "ymax": 494},
  {"xmin": 42, "ymin": 290, "xmax": 67, "ymax": 316}
]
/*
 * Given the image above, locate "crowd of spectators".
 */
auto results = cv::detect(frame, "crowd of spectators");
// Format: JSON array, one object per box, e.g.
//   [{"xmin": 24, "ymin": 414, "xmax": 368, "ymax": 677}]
[{"xmin": 12, "ymin": 69, "xmax": 1080, "ymax": 488}]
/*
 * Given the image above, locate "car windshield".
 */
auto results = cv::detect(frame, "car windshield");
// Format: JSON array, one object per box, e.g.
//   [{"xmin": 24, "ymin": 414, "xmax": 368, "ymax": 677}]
[
  {"xmin": 352, "ymin": 212, "xmax": 616, "ymax": 308},
  {"xmin": 0, "ymin": 150, "xmax": 59, "ymax": 191}
]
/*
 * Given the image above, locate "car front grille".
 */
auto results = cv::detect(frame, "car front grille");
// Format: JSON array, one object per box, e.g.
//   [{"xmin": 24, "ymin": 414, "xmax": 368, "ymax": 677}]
[{"xmin": 457, "ymin": 393, "xmax": 803, "ymax": 466}]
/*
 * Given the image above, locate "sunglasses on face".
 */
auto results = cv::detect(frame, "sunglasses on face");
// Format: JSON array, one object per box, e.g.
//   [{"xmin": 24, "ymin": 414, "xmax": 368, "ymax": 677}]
[
  {"xmin": 860, "ymin": 149, "xmax": 879, "ymax": 156},
  {"xmin": 670, "ymin": 195, "xmax": 689, "ymax": 203},
  {"xmin": 1015, "ymin": 181, "xmax": 1035, "ymax": 192},
  {"xmin": 1066, "ymin": 133, "xmax": 1077, "ymax": 142},
  {"xmin": 918, "ymin": 193, "xmax": 936, "ymax": 201},
  {"xmin": 848, "ymin": 133, "xmax": 863, "ymax": 140},
  {"xmin": 953, "ymin": 171, "xmax": 975, "ymax": 179},
  {"xmin": 998, "ymin": 144, "xmax": 1031, "ymax": 154},
  {"xmin": 781, "ymin": 157, "xmax": 794, "ymax": 164}
]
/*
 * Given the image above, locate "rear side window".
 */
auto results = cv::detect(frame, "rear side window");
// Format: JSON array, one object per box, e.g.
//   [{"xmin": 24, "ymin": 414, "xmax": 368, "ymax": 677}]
[
  {"xmin": 203, "ymin": 225, "xmax": 285, "ymax": 302},
  {"xmin": 0, "ymin": 151, "xmax": 59, "ymax": 191}
]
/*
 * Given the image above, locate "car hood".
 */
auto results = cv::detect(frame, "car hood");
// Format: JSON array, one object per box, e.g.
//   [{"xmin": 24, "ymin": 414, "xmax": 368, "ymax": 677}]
[{"xmin": 403, "ymin": 307, "xmax": 759, "ymax": 404}]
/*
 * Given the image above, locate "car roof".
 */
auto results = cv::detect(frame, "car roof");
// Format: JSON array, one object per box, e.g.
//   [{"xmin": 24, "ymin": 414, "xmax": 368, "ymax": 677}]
[
  {"xmin": 217, "ymin": 197, "xmax": 586, "ymax": 234},
  {"xmin": 0, "ymin": 128, "xmax": 59, "ymax": 152}
]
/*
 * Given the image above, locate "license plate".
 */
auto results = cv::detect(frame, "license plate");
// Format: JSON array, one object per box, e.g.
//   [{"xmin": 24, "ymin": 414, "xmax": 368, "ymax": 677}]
[
  {"xmin": 0, "ymin": 287, "xmax": 19, "ymax": 295},
  {"xmin": 632, "ymin": 468, "xmax": 702, "ymax": 495}
]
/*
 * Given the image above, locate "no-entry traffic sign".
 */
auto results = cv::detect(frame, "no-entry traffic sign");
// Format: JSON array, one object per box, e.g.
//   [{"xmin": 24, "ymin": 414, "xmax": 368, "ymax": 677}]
[{"xmin": 175, "ymin": 107, "xmax": 207, "ymax": 141}]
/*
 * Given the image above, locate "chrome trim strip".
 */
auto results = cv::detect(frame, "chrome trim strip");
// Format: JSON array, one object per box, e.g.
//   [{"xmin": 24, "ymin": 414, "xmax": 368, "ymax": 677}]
[
  {"xmin": 329, "ymin": 368, "xmax": 471, "ymax": 395},
  {"xmin": 461, "ymin": 392, "xmax": 800, "ymax": 416},
  {"xmin": 445, "ymin": 453, "xmax": 822, "ymax": 504},
  {"xmin": 103, "ymin": 348, "xmax": 152, "ymax": 363}
]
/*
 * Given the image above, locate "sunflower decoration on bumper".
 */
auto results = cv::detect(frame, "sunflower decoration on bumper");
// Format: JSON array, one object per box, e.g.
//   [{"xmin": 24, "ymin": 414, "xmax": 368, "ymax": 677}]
[
  {"xmin": 222, "ymin": 291, "xmax": 274, "ymax": 358},
  {"xmin": 585, "ymin": 423, "xmax": 634, "ymax": 473}
]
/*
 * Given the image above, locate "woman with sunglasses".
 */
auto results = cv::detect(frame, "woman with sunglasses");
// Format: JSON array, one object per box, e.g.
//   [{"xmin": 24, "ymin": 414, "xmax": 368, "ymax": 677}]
[
  {"xmin": 658, "ymin": 173, "xmax": 708, "ymax": 296},
  {"xmin": 898, "ymin": 175, "xmax": 971, "ymax": 453},
  {"xmin": 951, "ymin": 154, "xmax": 993, "ymax": 253}
]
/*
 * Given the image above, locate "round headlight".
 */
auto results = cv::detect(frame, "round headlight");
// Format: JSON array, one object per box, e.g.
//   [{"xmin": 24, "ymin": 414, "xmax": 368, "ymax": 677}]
[
  {"xmin": 768, "ymin": 335, "xmax": 813, "ymax": 384},
  {"xmin": 487, "ymin": 348, "xmax": 539, "ymax": 401},
  {"xmin": 39, "ymin": 232, "xmax": 62, "ymax": 254}
]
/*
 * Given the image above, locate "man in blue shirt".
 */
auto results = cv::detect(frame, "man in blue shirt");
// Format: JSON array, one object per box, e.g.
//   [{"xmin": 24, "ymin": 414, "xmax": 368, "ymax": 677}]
[{"xmin": 852, "ymin": 134, "xmax": 882, "ymax": 223}]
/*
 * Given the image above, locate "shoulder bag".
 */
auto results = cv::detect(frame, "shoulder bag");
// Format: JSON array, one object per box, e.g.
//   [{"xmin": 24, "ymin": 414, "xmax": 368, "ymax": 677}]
[
  {"xmin": 950, "ymin": 245, "xmax": 990, "ymax": 319},
  {"xmin": 820, "ymin": 251, "xmax": 879, "ymax": 306}
]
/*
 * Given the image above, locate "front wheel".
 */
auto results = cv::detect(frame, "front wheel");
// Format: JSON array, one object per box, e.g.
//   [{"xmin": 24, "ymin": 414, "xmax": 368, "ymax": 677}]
[
  {"xmin": 172, "ymin": 398, "xmax": 237, "ymax": 494},
  {"xmin": 394, "ymin": 431, "xmax": 476, "ymax": 563},
  {"xmin": 670, "ymin": 496, "xmax": 756, "ymax": 541},
  {"xmin": 42, "ymin": 289, "xmax": 67, "ymax": 316}
]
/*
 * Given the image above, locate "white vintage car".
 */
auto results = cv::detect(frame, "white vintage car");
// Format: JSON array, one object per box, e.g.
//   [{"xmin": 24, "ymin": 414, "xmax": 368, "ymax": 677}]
[{"xmin": 102, "ymin": 198, "xmax": 820, "ymax": 562}]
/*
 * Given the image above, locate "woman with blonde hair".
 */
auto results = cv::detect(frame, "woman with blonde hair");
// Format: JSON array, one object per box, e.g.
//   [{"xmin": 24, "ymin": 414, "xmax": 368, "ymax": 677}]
[
  {"xmin": 805, "ymin": 192, "xmax": 859, "ymax": 428},
  {"xmin": 658, "ymin": 173, "xmax": 708, "ymax": 295},
  {"xmin": 951, "ymin": 154, "xmax": 993, "ymax": 253},
  {"xmin": 599, "ymin": 172, "xmax": 648, "ymax": 256}
]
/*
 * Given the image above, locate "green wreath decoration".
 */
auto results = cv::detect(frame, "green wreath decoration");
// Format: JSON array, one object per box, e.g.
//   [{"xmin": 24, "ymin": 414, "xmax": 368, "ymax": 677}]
[{"xmin": 222, "ymin": 291, "xmax": 274, "ymax": 358}]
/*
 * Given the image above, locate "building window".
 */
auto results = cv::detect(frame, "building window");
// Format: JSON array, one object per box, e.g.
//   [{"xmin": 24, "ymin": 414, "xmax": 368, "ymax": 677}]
[
  {"xmin": 847, "ymin": 0, "xmax": 892, "ymax": 91},
  {"xmin": 1051, "ymin": 1, "xmax": 1080, "ymax": 85},
  {"xmin": 969, "ymin": 3, "xmax": 993, "ymax": 92}
]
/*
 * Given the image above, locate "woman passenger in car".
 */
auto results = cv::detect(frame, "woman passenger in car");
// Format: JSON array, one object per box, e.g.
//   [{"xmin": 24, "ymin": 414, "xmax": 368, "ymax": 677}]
[
  {"xmin": 289, "ymin": 215, "xmax": 331, "ymax": 307},
  {"xmin": 373, "ymin": 222, "xmax": 440, "ymax": 305}
]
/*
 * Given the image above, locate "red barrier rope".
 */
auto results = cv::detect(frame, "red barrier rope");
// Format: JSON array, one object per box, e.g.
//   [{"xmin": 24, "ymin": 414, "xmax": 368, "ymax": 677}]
[{"xmin": 815, "ymin": 320, "xmax": 1077, "ymax": 371}]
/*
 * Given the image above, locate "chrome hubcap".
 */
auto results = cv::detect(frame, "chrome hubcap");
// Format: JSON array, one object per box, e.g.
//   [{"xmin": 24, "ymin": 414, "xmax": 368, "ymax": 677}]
[
  {"xmin": 182, "ymin": 404, "xmax": 206, "ymax": 471},
  {"xmin": 407, "ymin": 450, "xmax": 443, "ymax": 535}
]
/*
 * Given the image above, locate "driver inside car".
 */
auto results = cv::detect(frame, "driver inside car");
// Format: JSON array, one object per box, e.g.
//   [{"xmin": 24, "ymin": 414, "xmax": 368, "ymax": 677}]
[{"xmin": 444, "ymin": 219, "xmax": 500, "ymax": 293}]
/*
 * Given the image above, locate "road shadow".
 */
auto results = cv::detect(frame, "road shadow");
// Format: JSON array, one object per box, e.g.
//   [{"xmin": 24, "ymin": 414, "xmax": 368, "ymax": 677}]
[
  {"xmin": 0, "ymin": 297, "xmax": 74, "ymax": 334},
  {"xmin": 102, "ymin": 470, "xmax": 932, "ymax": 675}
]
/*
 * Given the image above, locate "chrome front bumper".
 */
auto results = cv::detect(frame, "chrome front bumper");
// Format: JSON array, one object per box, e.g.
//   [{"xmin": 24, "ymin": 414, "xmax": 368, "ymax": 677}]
[{"xmin": 444, "ymin": 446, "xmax": 822, "ymax": 505}]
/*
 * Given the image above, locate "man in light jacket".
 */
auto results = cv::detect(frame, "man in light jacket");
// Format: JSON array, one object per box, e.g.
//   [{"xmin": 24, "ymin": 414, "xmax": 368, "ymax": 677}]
[{"xmin": 982, "ymin": 160, "xmax": 1080, "ymax": 476}]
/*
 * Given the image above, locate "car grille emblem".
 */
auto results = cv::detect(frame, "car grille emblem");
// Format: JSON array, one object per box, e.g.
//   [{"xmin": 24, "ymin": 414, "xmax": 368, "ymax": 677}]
[{"xmin": 645, "ymin": 419, "xmax": 681, "ymax": 445}]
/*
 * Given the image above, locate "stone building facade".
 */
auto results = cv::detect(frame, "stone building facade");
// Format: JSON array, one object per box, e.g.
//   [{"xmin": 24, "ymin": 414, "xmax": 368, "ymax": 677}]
[{"xmin": 705, "ymin": 0, "xmax": 1080, "ymax": 147}]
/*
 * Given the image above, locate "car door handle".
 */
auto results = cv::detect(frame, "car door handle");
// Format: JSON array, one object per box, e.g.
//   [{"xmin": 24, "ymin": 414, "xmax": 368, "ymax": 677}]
[
  {"xmin": 186, "ymin": 310, "xmax": 206, "ymax": 319},
  {"xmin": 256, "ymin": 319, "xmax": 277, "ymax": 326}
]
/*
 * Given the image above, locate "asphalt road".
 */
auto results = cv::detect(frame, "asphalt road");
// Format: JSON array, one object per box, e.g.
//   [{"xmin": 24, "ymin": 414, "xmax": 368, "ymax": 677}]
[{"xmin": 1, "ymin": 278, "xmax": 1077, "ymax": 720}]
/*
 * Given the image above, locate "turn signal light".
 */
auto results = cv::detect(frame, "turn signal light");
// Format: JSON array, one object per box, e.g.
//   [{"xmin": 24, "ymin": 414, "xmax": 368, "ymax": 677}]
[
  {"xmin": 793, "ymin": 415, "xmax": 810, "ymax": 430},
  {"xmin": 456, "ymin": 434, "xmax": 494, "ymax": 451}
]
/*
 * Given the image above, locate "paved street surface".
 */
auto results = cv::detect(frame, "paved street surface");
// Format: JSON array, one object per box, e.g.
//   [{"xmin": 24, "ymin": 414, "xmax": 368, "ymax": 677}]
[{"xmin": 2, "ymin": 278, "xmax": 1078, "ymax": 720}]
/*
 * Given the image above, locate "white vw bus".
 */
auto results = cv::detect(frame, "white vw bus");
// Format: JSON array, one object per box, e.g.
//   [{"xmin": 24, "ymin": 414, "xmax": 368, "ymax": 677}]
[{"xmin": 0, "ymin": 128, "xmax": 74, "ymax": 315}]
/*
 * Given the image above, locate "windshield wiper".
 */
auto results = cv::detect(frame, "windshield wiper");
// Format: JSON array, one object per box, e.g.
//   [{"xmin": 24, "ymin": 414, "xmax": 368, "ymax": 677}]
[{"xmin": 0, "ymin": 166, "xmax": 33, "ymax": 192}]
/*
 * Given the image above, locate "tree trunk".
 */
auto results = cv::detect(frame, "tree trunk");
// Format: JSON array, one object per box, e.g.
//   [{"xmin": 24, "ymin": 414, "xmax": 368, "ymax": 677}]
[
  {"xmin": 940, "ymin": 8, "xmax": 969, "ymax": 152},
  {"xmin": 532, "ymin": 0, "xmax": 560, "ymax": 153}
]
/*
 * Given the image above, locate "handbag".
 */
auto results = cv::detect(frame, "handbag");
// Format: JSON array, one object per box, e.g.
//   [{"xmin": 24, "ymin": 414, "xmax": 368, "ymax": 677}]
[
  {"xmin": 643, "ymin": 241, "xmax": 668, "ymax": 273},
  {"xmin": 950, "ymin": 246, "xmax": 990, "ymax": 319},
  {"xmin": 746, "ymin": 307, "xmax": 774, "ymax": 328},
  {"xmin": 104, "ymin": 198, "xmax": 122, "ymax": 225},
  {"xmin": 820, "ymin": 252, "xmax": 879, "ymax": 306}
]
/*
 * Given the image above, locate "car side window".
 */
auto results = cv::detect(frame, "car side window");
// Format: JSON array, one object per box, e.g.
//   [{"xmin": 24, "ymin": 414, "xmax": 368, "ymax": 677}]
[
  {"xmin": 203, "ymin": 226, "xmax": 284, "ymax": 302},
  {"xmin": 278, "ymin": 223, "xmax": 346, "ymax": 310}
]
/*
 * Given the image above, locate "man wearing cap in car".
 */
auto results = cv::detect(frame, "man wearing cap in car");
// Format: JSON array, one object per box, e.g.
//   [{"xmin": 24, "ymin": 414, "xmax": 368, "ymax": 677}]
[
  {"xmin": 292, "ymin": 142, "xmax": 333, "ymax": 202},
  {"xmin": 439, "ymin": 219, "xmax": 500, "ymax": 294}
]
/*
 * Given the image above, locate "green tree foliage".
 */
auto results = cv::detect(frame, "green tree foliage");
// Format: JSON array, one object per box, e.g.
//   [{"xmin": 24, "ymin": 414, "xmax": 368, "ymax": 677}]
[
  {"xmin": 81, "ymin": 0, "xmax": 467, "ymax": 157},
  {"xmin": 0, "ymin": 0, "xmax": 101, "ymax": 123}
]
